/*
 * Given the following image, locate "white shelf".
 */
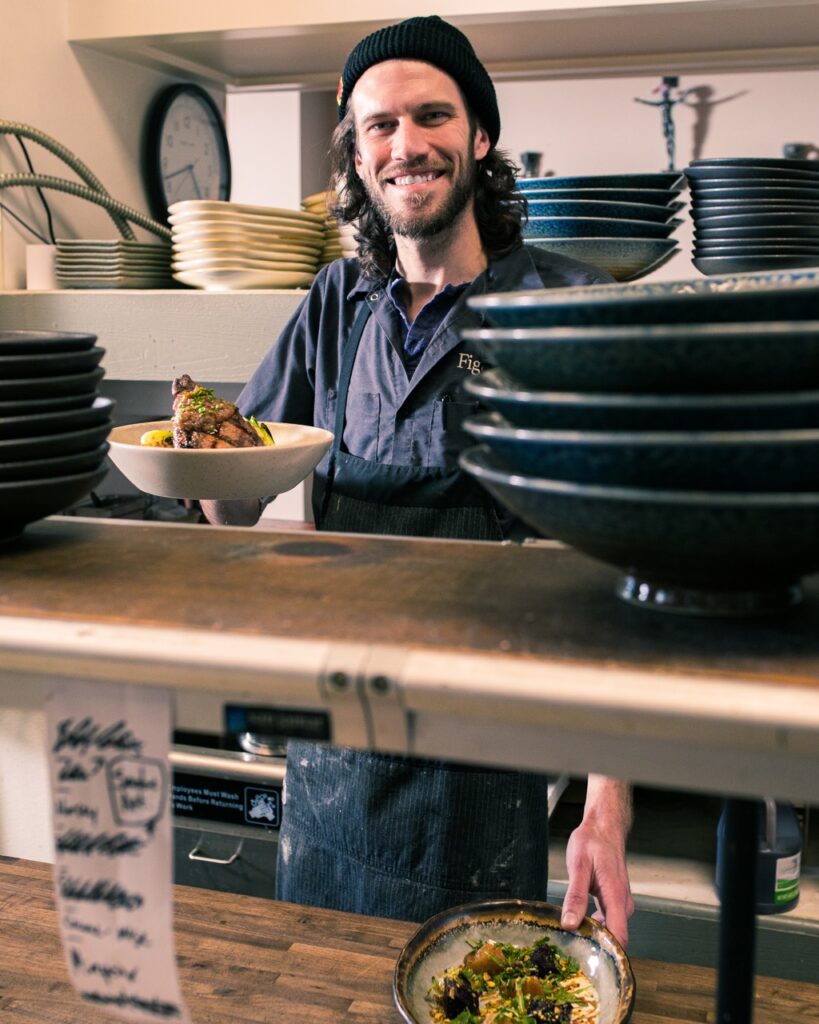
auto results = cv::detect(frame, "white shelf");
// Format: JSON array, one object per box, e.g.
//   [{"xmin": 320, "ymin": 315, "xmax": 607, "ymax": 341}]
[
  {"xmin": 65, "ymin": 0, "xmax": 819, "ymax": 87},
  {"xmin": 0, "ymin": 288, "xmax": 304, "ymax": 382}
]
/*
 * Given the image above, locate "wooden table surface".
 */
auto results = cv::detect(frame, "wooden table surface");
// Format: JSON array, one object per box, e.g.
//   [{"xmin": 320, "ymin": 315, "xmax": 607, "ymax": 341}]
[
  {"xmin": 1, "ymin": 857, "xmax": 817, "ymax": 1023},
  {"xmin": 3, "ymin": 516, "xmax": 819, "ymax": 684}
]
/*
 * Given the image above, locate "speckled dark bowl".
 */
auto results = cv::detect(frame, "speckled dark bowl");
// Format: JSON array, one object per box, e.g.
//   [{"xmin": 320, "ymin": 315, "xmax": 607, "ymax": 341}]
[
  {"xmin": 517, "ymin": 172, "xmax": 684, "ymax": 191},
  {"xmin": 463, "ymin": 369, "xmax": 819, "ymax": 429},
  {"xmin": 522, "ymin": 216, "xmax": 681, "ymax": 239},
  {"xmin": 693, "ymin": 212, "xmax": 819, "ymax": 229},
  {"xmin": 695, "ymin": 225, "xmax": 819, "ymax": 240},
  {"xmin": 522, "ymin": 198, "xmax": 682, "ymax": 222},
  {"xmin": 0, "ymin": 467, "xmax": 109, "ymax": 544},
  {"xmin": 694, "ymin": 254, "xmax": 819, "ymax": 276},
  {"xmin": 693, "ymin": 245, "xmax": 819, "ymax": 257},
  {"xmin": 521, "ymin": 188, "xmax": 682, "ymax": 206},
  {"xmin": 459, "ymin": 445, "xmax": 819, "ymax": 615},
  {"xmin": 0, "ymin": 443, "xmax": 109, "ymax": 483},
  {"xmin": 466, "ymin": 267, "xmax": 819, "ymax": 328},
  {"xmin": 393, "ymin": 899, "xmax": 634, "ymax": 1024},
  {"xmin": 0, "ymin": 396, "xmax": 114, "ymax": 440},
  {"xmin": 461, "ymin": 321, "xmax": 819, "ymax": 393},
  {"xmin": 0, "ymin": 330, "xmax": 97, "ymax": 355},
  {"xmin": 0, "ymin": 346, "xmax": 104, "ymax": 378},
  {"xmin": 685, "ymin": 165, "xmax": 819, "ymax": 183},
  {"xmin": 0, "ymin": 367, "xmax": 105, "ymax": 400},
  {"xmin": 524, "ymin": 238, "xmax": 678, "ymax": 282},
  {"xmin": 463, "ymin": 412, "xmax": 819, "ymax": 490},
  {"xmin": 687, "ymin": 181, "xmax": 819, "ymax": 201}
]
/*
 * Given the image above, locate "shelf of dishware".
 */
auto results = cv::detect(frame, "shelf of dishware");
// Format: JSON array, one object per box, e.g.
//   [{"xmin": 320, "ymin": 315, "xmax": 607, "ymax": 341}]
[
  {"xmin": 65, "ymin": 0, "xmax": 819, "ymax": 87},
  {"xmin": 0, "ymin": 288, "xmax": 304, "ymax": 382}
]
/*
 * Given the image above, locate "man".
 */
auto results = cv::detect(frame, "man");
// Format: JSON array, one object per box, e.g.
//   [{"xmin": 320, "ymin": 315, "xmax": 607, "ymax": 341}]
[{"xmin": 204, "ymin": 15, "xmax": 634, "ymax": 945}]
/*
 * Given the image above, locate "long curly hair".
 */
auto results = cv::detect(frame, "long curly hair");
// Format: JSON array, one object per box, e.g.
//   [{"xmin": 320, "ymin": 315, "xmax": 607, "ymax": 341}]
[{"xmin": 328, "ymin": 102, "xmax": 527, "ymax": 280}]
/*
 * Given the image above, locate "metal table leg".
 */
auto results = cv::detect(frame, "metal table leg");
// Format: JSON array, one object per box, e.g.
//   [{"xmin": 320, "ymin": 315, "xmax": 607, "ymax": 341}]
[{"xmin": 717, "ymin": 797, "xmax": 758, "ymax": 1023}]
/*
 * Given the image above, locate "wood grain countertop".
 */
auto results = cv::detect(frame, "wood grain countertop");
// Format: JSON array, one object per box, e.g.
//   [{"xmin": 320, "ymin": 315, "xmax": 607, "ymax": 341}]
[{"xmin": 1, "ymin": 857, "xmax": 817, "ymax": 1024}]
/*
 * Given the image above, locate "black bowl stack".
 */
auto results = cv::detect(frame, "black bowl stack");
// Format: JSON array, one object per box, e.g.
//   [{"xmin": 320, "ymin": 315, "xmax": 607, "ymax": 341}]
[
  {"xmin": 458, "ymin": 269, "xmax": 819, "ymax": 617},
  {"xmin": 685, "ymin": 157, "xmax": 819, "ymax": 276},
  {"xmin": 0, "ymin": 331, "xmax": 112, "ymax": 543},
  {"xmin": 515, "ymin": 172, "xmax": 685, "ymax": 281}
]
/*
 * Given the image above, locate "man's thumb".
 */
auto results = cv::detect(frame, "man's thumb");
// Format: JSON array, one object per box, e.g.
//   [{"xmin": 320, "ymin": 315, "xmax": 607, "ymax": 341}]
[{"xmin": 561, "ymin": 885, "xmax": 590, "ymax": 931}]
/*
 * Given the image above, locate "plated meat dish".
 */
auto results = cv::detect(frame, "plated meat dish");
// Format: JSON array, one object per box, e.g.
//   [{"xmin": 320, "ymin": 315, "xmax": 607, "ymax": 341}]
[
  {"xmin": 140, "ymin": 375, "xmax": 273, "ymax": 448},
  {"xmin": 429, "ymin": 935, "xmax": 599, "ymax": 1024}
]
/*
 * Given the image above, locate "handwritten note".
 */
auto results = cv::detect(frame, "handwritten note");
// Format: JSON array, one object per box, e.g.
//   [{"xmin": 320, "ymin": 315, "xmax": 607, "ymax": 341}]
[{"xmin": 46, "ymin": 680, "xmax": 190, "ymax": 1023}]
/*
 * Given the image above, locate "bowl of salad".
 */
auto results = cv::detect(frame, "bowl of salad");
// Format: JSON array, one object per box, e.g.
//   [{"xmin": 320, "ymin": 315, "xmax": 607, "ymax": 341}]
[{"xmin": 393, "ymin": 899, "xmax": 634, "ymax": 1024}]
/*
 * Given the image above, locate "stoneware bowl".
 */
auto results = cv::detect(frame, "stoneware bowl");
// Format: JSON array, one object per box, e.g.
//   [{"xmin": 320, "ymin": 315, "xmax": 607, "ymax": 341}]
[
  {"xmin": 466, "ymin": 267, "xmax": 819, "ymax": 328},
  {"xmin": 0, "ymin": 467, "xmax": 109, "ymax": 545},
  {"xmin": 516, "ymin": 172, "xmax": 684, "ymax": 191},
  {"xmin": 522, "ymin": 216, "xmax": 681, "ymax": 239},
  {"xmin": 459, "ymin": 445, "xmax": 819, "ymax": 616},
  {"xmin": 463, "ymin": 412, "xmax": 819, "ymax": 491},
  {"xmin": 524, "ymin": 238, "xmax": 678, "ymax": 282},
  {"xmin": 522, "ymin": 198, "xmax": 681, "ymax": 222},
  {"xmin": 0, "ymin": 396, "xmax": 114, "ymax": 440},
  {"xmin": 107, "ymin": 420, "xmax": 333, "ymax": 500},
  {"xmin": 0, "ymin": 330, "xmax": 98, "ymax": 355},
  {"xmin": 519, "ymin": 187, "xmax": 683, "ymax": 207},
  {"xmin": 461, "ymin": 320, "xmax": 819, "ymax": 393},
  {"xmin": 463, "ymin": 369, "xmax": 819, "ymax": 430},
  {"xmin": 694, "ymin": 254, "xmax": 819, "ymax": 276},
  {"xmin": 393, "ymin": 899, "xmax": 634, "ymax": 1024}
]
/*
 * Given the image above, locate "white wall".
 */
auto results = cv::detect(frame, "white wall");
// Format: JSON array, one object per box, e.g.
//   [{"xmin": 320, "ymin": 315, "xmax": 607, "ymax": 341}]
[
  {"xmin": 495, "ymin": 68, "xmax": 819, "ymax": 280},
  {"xmin": 0, "ymin": 0, "xmax": 224, "ymax": 289}
]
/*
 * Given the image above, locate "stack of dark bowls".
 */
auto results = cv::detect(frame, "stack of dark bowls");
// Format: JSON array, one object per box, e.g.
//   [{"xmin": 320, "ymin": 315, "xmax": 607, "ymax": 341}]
[
  {"xmin": 0, "ymin": 331, "xmax": 112, "ymax": 543},
  {"xmin": 457, "ymin": 268, "xmax": 819, "ymax": 617},
  {"xmin": 516, "ymin": 172, "xmax": 685, "ymax": 281},
  {"xmin": 685, "ymin": 157, "xmax": 819, "ymax": 275}
]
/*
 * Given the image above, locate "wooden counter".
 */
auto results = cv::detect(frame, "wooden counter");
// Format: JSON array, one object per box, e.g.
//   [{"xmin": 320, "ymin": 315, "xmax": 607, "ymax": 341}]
[
  {"xmin": 1, "ymin": 517, "xmax": 818, "ymax": 802},
  {"xmin": 1, "ymin": 857, "xmax": 816, "ymax": 1024}
]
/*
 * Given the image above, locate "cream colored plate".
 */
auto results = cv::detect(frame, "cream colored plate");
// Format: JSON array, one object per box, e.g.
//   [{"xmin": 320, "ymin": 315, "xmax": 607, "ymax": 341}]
[
  {"xmin": 173, "ymin": 267, "xmax": 315, "ymax": 290},
  {"xmin": 171, "ymin": 229, "xmax": 321, "ymax": 256},
  {"xmin": 108, "ymin": 420, "xmax": 333, "ymax": 500},
  {"xmin": 173, "ymin": 256, "xmax": 317, "ymax": 273},
  {"xmin": 169, "ymin": 213, "xmax": 326, "ymax": 240},
  {"xmin": 172, "ymin": 243, "xmax": 316, "ymax": 264},
  {"xmin": 168, "ymin": 199, "xmax": 325, "ymax": 225}
]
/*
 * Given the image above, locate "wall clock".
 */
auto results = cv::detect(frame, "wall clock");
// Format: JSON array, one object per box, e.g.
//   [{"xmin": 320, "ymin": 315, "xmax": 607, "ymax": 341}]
[{"xmin": 143, "ymin": 83, "xmax": 232, "ymax": 221}]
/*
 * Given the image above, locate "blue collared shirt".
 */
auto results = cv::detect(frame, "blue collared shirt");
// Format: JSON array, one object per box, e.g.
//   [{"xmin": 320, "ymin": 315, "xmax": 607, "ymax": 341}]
[{"xmin": 385, "ymin": 273, "xmax": 469, "ymax": 377}]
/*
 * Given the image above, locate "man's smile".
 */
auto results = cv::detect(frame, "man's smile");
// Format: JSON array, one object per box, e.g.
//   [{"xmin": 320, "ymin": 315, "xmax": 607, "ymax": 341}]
[{"xmin": 384, "ymin": 169, "xmax": 445, "ymax": 188}]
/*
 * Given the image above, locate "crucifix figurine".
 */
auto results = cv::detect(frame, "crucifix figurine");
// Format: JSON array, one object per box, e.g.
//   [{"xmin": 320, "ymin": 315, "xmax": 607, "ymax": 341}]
[{"xmin": 634, "ymin": 75, "xmax": 691, "ymax": 171}]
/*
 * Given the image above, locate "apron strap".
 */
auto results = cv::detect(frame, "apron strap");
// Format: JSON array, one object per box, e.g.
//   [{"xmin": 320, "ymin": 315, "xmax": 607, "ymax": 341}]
[{"xmin": 321, "ymin": 299, "xmax": 372, "ymax": 518}]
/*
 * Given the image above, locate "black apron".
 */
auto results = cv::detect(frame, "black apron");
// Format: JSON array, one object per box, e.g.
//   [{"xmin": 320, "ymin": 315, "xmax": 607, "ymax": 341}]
[
  {"xmin": 275, "ymin": 299, "xmax": 550, "ymax": 922},
  {"xmin": 318, "ymin": 300, "xmax": 503, "ymax": 540}
]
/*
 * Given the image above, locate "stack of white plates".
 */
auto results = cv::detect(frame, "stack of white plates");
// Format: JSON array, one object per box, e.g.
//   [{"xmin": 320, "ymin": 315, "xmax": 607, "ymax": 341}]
[
  {"xmin": 302, "ymin": 191, "xmax": 359, "ymax": 266},
  {"xmin": 55, "ymin": 240, "xmax": 173, "ymax": 289},
  {"xmin": 168, "ymin": 200, "xmax": 326, "ymax": 290}
]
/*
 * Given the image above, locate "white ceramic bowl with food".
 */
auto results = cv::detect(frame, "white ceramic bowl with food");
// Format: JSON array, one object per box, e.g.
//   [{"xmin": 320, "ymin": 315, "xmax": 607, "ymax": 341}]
[
  {"xmin": 107, "ymin": 420, "xmax": 333, "ymax": 500},
  {"xmin": 393, "ymin": 899, "xmax": 634, "ymax": 1024}
]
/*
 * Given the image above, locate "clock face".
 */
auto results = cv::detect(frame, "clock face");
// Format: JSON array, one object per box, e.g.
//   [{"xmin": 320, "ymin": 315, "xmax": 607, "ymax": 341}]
[{"xmin": 144, "ymin": 84, "xmax": 231, "ymax": 221}]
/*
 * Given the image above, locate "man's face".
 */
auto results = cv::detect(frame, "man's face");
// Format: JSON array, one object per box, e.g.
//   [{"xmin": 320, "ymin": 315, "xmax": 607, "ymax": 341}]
[{"xmin": 350, "ymin": 60, "xmax": 490, "ymax": 239}]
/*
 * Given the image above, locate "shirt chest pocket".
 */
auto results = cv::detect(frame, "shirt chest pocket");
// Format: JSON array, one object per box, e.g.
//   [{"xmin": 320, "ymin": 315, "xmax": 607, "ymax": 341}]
[
  {"xmin": 325, "ymin": 389, "xmax": 382, "ymax": 461},
  {"xmin": 429, "ymin": 398, "xmax": 481, "ymax": 466}
]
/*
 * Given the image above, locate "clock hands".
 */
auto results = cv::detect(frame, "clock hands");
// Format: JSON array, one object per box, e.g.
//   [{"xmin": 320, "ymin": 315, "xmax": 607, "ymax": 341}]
[{"xmin": 164, "ymin": 161, "xmax": 202, "ymax": 200}]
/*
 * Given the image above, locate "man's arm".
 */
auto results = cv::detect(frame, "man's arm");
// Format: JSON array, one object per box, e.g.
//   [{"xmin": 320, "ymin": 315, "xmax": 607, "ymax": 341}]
[{"xmin": 560, "ymin": 775, "xmax": 634, "ymax": 948}]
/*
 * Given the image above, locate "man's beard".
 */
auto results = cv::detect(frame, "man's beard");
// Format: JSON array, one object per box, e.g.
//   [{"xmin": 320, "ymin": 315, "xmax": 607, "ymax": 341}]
[{"xmin": 368, "ymin": 153, "xmax": 477, "ymax": 240}]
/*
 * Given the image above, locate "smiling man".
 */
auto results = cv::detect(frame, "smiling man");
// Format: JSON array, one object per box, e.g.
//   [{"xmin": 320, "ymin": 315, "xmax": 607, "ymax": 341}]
[{"xmin": 203, "ymin": 16, "xmax": 633, "ymax": 944}]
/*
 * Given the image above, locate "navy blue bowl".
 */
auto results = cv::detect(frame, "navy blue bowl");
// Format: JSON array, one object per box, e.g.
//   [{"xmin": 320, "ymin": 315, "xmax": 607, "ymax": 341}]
[
  {"xmin": 689, "ymin": 157, "xmax": 819, "ymax": 171},
  {"xmin": 0, "ymin": 330, "xmax": 97, "ymax": 355},
  {"xmin": 520, "ymin": 188, "xmax": 682, "ymax": 207},
  {"xmin": 0, "ymin": 442, "xmax": 109, "ymax": 482},
  {"xmin": 0, "ymin": 367, "xmax": 105, "ymax": 400},
  {"xmin": 517, "ymin": 173, "xmax": 685, "ymax": 191},
  {"xmin": 0, "ymin": 467, "xmax": 109, "ymax": 543},
  {"xmin": 0, "ymin": 346, "xmax": 104, "ymax": 379},
  {"xmin": 688, "ymin": 183, "xmax": 819, "ymax": 202},
  {"xmin": 685, "ymin": 165, "xmax": 819, "ymax": 183},
  {"xmin": 694, "ymin": 255, "xmax": 819, "ymax": 276},
  {"xmin": 522, "ymin": 216, "xmax": 681, "ymax": 239},
  {"xmin": 467, "ymin": 267, "xmax": 819, "ymax": 328},
  {"xmin": 0, "ymin": 396, "xmax": 114, "ymax": 440},
  {"xmin": 695, "ymin": 225, "xmax": 819, "ymax": 240},
  {"xmin": 462, "ymin": 321, "xmax": 819, "ymax": 393},
  {"xmin": 521, "ymin": 198, "xmax": 682, "ymax": 223},
  {"xmin": 693, "ymin": 213, "xmax": 819, "ymax": 229},
  {"xmin": 0, "ymin": 422, "xmax": 112, "ymax": 462},
  {"xmin": 459, "ymin": 445, "xmax": 819, "ymax": 615},
  {"xmin": 463, "ymin": 369, "xmax": 819, "ymax": 429},
  {"xmin": 523, "ymin": 238, "xmax": 678, "ymax": 282},
  {"xmin": 463, "ymin": 412, "xmax": 819, "ymax": 491}
]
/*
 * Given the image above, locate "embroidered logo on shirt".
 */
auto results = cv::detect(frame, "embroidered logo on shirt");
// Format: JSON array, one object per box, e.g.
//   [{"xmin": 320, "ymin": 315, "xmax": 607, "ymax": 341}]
[{"xmin": 457, "ymin": 352, "xmax": 483, "ymax": 375}]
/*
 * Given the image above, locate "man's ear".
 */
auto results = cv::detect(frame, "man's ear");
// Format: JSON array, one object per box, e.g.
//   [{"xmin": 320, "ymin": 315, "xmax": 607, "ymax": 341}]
[{"xmin": 473, "ymin": 125, "xmax": 490, "ymax": 162}]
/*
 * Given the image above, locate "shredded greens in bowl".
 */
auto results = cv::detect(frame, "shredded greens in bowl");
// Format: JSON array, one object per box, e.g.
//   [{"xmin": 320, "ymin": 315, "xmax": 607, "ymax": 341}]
[{"xmin": 429, "ymin": 935, "xmax": 599, "ymax": 1024}]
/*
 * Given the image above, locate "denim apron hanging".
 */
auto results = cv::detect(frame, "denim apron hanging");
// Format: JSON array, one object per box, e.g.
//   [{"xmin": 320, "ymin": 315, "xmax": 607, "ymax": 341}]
[{"xmin": 275, "ymin": 302, "xmax": 551, "ymax": 922}]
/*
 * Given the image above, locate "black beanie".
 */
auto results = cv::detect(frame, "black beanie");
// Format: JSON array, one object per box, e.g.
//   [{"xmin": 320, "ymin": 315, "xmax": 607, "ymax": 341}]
[{"xmin": 337, "ymin": 15, "xmax": 500, "ymax": 147}]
